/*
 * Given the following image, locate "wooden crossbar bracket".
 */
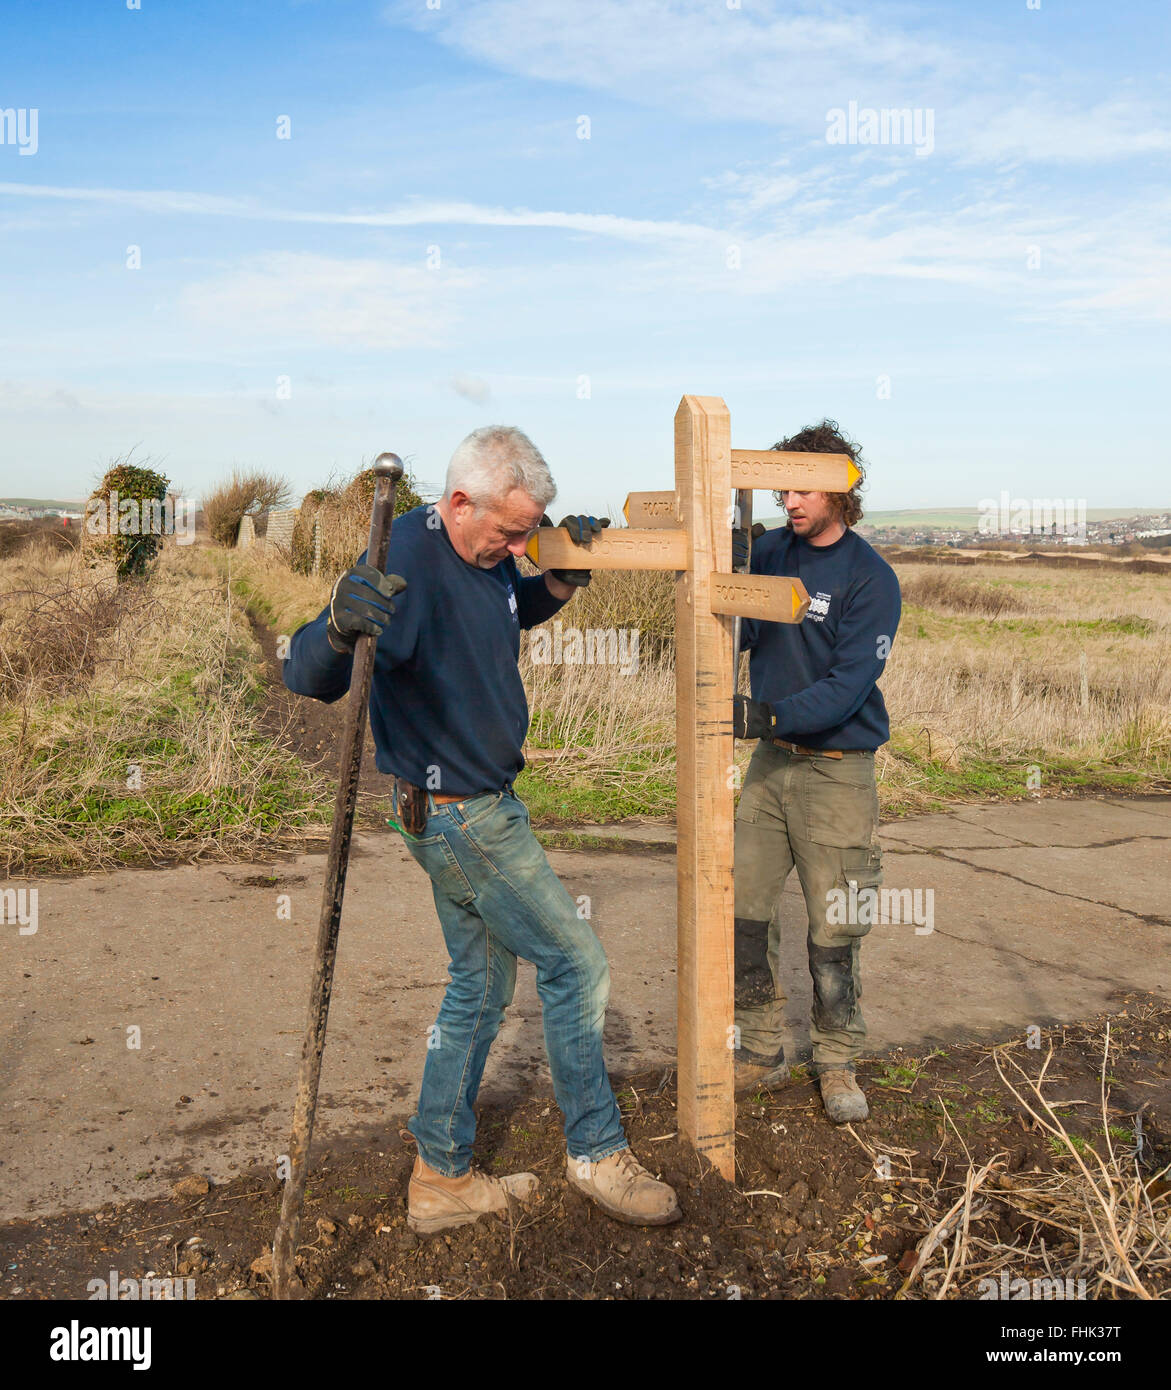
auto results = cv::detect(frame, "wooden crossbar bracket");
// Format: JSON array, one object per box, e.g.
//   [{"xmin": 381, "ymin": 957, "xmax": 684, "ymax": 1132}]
[
  {"xmin": 623, "ymin": 491, "xmax": 679, "ymax": 528},
  {"xmin": 525, "ymin": 526, "xmax": 688, "ymax": 571},
  {"xmin": 730, "ymin": 450, "xmax": 860, "ymax": 492},
  {"xmin": 710, "ymin": 572, "xmax": 810, "ymax": 623}
]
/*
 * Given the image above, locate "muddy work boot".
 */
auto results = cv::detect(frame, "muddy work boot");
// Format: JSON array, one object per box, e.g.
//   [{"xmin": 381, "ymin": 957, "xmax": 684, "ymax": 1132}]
[
  {"xmin": 407, "ymin": 1153, "xmax": 539, "ymax": 1234},
  {"xmin": 567, "ymin": 1149, "xmax": 682, "ymax": 1226},
  {"xmin": 734, "ymin": 1049, "xmax": 790, "ymax": 1096},
  {"xmin": 818, "ymin": 1067, "xmax": 869, "ymax": 1124}
]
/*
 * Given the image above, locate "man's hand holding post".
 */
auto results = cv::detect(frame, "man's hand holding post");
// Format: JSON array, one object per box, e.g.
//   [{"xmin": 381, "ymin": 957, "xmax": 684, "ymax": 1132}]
[{"xmin": 540, "ymin": 513, "xmax": 610, "ymax": 591}]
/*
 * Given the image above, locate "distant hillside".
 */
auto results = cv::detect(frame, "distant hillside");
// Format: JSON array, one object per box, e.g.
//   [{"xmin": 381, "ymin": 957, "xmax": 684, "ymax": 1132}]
[{"xmin": 0, "ymin": 498, "xmax": 85, "ymax": 510}]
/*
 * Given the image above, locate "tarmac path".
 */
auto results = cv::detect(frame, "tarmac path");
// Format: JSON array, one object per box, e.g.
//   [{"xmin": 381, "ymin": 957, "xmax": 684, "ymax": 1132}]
[{"xmin": 2, "ymin": 794, "xmax": 1168, "ymax": 1219}]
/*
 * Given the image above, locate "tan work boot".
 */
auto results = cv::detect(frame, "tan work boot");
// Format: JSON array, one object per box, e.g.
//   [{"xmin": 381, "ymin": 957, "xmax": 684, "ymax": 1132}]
[
  {"xmin": 818, "ymin": 1068, "xmax": 869, "ymax": 1124},
  {"xmin": 734, "ymin": 1051, "xmax": 789, "ymax": 1096},
  {"xmin": 567, "ymin": 1149, "xmax": 682, "ymax": 1226},
  {"xmin": 407, "ymin": 1154, "xmax": 539, "ymax": 1234}
]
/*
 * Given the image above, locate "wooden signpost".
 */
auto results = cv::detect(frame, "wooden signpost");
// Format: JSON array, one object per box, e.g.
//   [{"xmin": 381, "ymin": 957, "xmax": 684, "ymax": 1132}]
[{"xmin": 527, "ymin": 395, "xmax": 859, "ymax": 1179}]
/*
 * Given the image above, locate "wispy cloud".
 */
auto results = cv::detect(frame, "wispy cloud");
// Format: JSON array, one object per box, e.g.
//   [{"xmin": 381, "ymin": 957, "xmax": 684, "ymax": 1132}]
[
  {"xmin": 386, "ymin": 0, "xmax": 1171, "ymax": 166},
  {"xmin": 957, "ymin": 98, "xmax": 1171, "ymax": 165},
  {"xmin": 5, "ymin": 174, "xmax": 1169, "ymax": 325},
  {"xmin": 0, "ymin": 182, "xmax": 717, "ymax": 244},
  {"xmin": 386, "ymin": 0, "xmax": 964, "ymax": 127}
]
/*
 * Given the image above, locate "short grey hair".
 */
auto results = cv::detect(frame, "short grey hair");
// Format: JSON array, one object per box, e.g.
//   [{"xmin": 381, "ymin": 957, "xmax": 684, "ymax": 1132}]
[{"xmin": 444, "ymin": 426, "xmax": 556, "ymax": 510}]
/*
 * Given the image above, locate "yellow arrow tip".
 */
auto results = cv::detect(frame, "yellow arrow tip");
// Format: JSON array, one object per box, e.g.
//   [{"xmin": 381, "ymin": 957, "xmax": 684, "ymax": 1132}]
[
  {"xmin": 847, "ymin": 460, "xmax": 861, "ymax": 488},
  {"xmin": 793, "ymin": 588, "xmax": 803, "ymax": 620},
  {"xmin": 622, "ymin": 497, "xmax": 631, "ymax": 522},
  {"xmin": 525, "ymin": 533, "xmax": 540, "ymax": 563}
]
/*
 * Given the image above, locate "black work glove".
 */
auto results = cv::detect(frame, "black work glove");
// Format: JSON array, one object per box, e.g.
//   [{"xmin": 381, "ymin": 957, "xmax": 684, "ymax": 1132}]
[
  {"xmin": 327, "ymin": 563, "xmax": 407, "ymax": 652},
  {"xmin": 731, "ymin": 522, "xmax": 766, "ymax": 571},
  {"xmin": 733, "ymin": 694, "xmax": 777, "ymax": 741},
  {"xmin": 540, "ymin": 513, "xmax": 611, "ymax": 588}
]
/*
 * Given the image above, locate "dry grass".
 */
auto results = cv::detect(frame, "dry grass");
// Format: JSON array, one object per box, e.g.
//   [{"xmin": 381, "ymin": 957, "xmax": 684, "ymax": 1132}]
[
  {"xmin": 0, "ymin": 541, "xmax": 327, "ymax": 875},
  {"xmin": 987, "ymin": 1033, "xmax": 1169, "ymax": 1300},
  {"xmin": 873, "ymin": 1023, "xmax": 1171, "ymax": 1301},
  {"xmin": 214, "ymin": 543, "xmax": 1171, "ymax": 821},
  {"xmin": 520, "ymin": 557, "xmax": 1171, "ymax": 814},
  {"xmin": 881, "ymin": 562, "xmax": 1171, "ymax": 804},
  {"xmin": 896, "ymin": 569, "xmax": 1027, "ymax": 617},
  {"xmin": 522, "ymin": 648, "xmax": 676, "ymax": 787},
  {"xmin": 0, "ymin": 538, "xmax": 154, "ymax": 701},
  {"xmin": 213, "ymin": 546, "xmax": 332, "ymax": 638}
]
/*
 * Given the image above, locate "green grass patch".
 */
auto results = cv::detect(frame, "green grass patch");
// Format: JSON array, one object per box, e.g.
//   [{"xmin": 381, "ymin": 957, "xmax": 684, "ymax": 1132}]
[
  {"xmin": 900, "ymin": 607, "xmax": 1159, "ymax": 643},
  {"xmin": 517, "ymin": 767, "xmax": 677, "ymax": 823},
  {"xmin": 879, "ymin": 742, "xmax": 1153, "ymax": 818}
]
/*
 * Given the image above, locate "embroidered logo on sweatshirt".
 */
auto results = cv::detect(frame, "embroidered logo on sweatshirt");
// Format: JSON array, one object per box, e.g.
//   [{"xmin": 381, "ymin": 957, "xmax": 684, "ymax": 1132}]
[
  {"xmin": 807, "ymin": 591, "xmax": 832, "ymax": 622},
  {"xmin": 507, "ymin": 586, "xmax": 519, "ymax": 622}
]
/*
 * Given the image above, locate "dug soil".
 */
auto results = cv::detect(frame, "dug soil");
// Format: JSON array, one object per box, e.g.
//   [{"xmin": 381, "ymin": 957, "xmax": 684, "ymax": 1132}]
[{"xmin": 3, "ymin": 999, "xmax": 1167, "ymax": 1300}]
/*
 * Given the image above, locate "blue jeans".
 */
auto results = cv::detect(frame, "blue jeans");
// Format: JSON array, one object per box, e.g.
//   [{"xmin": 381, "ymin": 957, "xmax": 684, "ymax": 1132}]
[{"xmin": 403, "ymin": 788, "xmax": 627, "ymax": 1176}]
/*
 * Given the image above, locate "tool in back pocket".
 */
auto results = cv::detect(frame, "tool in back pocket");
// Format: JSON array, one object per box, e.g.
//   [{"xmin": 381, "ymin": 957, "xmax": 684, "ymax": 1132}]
[{"xmin": 389, "ymin": 777, "xmax": 428, "ymax": 836}]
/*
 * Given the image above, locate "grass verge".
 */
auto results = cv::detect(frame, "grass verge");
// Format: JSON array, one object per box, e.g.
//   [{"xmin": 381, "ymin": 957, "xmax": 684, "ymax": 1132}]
[{"xmin": 0, "ymin": 542, "xmax": 330, "ymax": 875}]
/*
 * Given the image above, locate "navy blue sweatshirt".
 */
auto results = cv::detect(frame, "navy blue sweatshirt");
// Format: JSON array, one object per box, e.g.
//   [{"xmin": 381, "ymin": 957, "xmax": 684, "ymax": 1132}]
[
  {"xmin": 282, "ymin": 504, "xmax": 569, "ymax": 796},
  {"xmin": 741, "ymin": 525, "xmax": 901, "ymax": 751}
]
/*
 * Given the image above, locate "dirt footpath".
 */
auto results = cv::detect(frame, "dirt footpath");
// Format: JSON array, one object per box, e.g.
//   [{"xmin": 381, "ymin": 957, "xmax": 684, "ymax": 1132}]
[{"xmin": 3, "ymin": 794, "xmax": 1168, "ymax": 1223}]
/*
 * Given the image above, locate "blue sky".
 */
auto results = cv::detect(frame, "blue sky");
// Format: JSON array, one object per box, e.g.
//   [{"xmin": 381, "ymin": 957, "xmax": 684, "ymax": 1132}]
[{"xmin": 1, "ymin": 0, "xmax": 1168, "ymax": 514}]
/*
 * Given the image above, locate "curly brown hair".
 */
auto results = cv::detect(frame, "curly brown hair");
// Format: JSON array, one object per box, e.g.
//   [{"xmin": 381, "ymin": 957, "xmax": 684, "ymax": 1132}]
[{"xmin": 771, "ymin": 419, "xmax": 865, "ymax": 528}]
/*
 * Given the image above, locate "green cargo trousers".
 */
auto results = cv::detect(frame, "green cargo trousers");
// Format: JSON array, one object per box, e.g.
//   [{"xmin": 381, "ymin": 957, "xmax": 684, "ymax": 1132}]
[{"xmin": 734, "ymin": 741, "xmax": 884, "ymax": 1075}]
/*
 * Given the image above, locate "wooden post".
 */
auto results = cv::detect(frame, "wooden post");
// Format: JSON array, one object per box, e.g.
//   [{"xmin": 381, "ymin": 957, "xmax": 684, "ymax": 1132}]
[
  {"xmin": 673, "ymin": 395, "xmax": 735, "ymax": 1179},
  {"xmin": 524, "ymin": 394, "xmax": 834, "ymax": 1182}
]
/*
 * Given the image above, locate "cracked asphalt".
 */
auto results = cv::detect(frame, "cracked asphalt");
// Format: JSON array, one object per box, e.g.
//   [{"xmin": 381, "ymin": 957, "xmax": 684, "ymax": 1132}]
[{"xmin": 3, "ymin": 794, "xmax": 1168, "ymax": 1220}]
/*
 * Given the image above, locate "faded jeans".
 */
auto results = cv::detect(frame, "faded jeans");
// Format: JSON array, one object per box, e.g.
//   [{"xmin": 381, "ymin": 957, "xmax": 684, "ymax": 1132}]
[{"xmin": 403, "ymin": 788, "xmax": 627, "ymax": 1175}]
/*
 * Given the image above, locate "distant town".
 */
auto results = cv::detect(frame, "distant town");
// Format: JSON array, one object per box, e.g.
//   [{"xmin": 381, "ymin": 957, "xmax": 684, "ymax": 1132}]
[
  {"xmin": 855, "ymin": 508, "xmax": 1171, "ymax": 549},
  {"xmin": 0, "ymin": 499, "xmax": 86, "ymax": 520}
]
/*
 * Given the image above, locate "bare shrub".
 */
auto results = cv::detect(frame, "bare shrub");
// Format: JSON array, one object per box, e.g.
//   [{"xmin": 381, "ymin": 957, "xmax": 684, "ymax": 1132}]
[
  {"xmin": 203, "ymin": 469, "xmax": 292, "ymax": 548},
  {"xmin": 0, "ymin": 547, "xmax": 156, "ymax": 701}
]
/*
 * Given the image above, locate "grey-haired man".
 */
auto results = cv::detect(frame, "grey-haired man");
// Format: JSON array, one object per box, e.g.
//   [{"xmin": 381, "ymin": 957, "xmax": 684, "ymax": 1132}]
[{"xmin": 284, "ymin": 427, "xmax": 681, "ymax": 1230}]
